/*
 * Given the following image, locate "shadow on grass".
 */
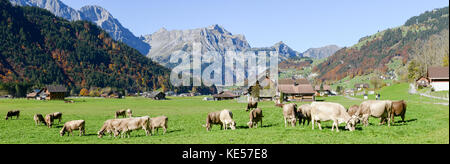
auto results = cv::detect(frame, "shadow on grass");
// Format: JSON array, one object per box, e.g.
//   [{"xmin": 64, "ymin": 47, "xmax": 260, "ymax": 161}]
[{"xmin": 390, "ymin": 119, "xmax": 417, "ymax": 126}]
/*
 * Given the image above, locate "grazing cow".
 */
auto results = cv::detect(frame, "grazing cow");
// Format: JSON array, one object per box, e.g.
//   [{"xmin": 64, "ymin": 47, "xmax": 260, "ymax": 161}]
[
  {"xmin": 126, "ymin": 109, "xmax": 133, "ymax": 118},
  {"xmin": 247, "ymin": 108, "xmax": 263, "ymax": 128},
  {"xmin": 203, "ymin": 109, "xmax": 236, "ymax": 131},
  {"xmin": 297, "ymin": 104, "xmax": 312, "ymax": 126},
  {"xmin": 247, "ymin": 98, "xmax": 258, "ymax": 112},
  {"xmin": 283, "ymin": 103, "xmax": 298, "ymax": 127},
  {"xmin": 220, "ymin": 110, "xmax": 236, "ymax": 130},
  {"xmin": 357, "ymin": 100, "xmax": 393, "ymax": 127},
  {"xmin": 52, "ymin": 112, "xmax": 63, "ymax": 124},
  {"xmin": 34, "ymin": 114, "xmax": 46, "ymax": 126},
  {"xmin": 45, "ymin": 114, "xmax": 54, "ymax": 128},
  {"xmin": 203, "ymin": 111, "xmax": 221, "ymax": 131},
  {"xmin": 310, "ymin": 102, "xmax": 358, "ymax": 132},
  {"xmin": 391, "ymin": 100, "xmax": 407, "ymax": 124},
  {"xmin": 115, "ymin": 116, "xmax": 151, "ymax": 138},
  {"xmin": 5, "ymin": 110, "xmax": 20, "ymax": 120},
  {"xmin": 98, "ymin": 119, "xmax": 122, "ymax": 138},
  {"xmin": 60, "ymin": 120, "xmax": 85, "ymax": 136},
  {"xmin": 115, "ymin": 110, "xmax": 126, "ymax": 118},
  {"xmin": 149, "ymin": 116, "xmax": 168, "ymax": 135}
]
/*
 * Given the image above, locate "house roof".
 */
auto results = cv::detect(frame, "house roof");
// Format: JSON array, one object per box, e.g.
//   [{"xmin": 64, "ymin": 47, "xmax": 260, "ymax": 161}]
[
  {"xmin": 428, "ymin": 67, "xmax": 449, "ymax": 79},
  {"xmin": 278, "ymin": 78, "xmax": 295, "ymax": 85},
  {"xmin": 315, "ymin": 85, "xmax": 332, "ymax": 91},
  {"xmin": 278, "ymin": 84, "xmax": 315, "ymax": 94},
  {"xmin": 46, "ymin": 85, "xmax": 67, "ymax": 93},
  {"xmin": 295, "ymin": 78, "xmax": 310, "ymax": 85},
  {"xmin": 212, "ymin": 91, "xmax": 239, "ymax": 98}
]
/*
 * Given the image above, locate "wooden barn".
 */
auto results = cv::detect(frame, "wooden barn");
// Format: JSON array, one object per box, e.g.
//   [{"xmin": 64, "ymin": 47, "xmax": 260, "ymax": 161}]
[
  {"xmin": 146, "ymin": 91, "xmax": 166, "ymax": 100},
  {"xmin": 212, "ymin": 91, "xmax": 239, "ymax": 101},
  {"xmin": 44, "ymin": 85, "xmax": 67, "ymax": 100},
  {"xmin": 428, "ymin": 66, "xmax": 449, "ymax": 91}
]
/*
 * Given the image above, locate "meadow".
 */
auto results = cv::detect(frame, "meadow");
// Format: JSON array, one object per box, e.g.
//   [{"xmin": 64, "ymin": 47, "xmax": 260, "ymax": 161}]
[{"xmin": 0, "ymin": 83, "xmax": 448, "ymax": 144}]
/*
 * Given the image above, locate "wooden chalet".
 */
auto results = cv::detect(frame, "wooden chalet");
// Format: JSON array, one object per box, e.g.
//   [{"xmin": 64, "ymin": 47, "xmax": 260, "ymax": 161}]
[
  {"xmin": 44, "ymin": 85, "xmax": 67, "ymax": 100},
  {"xmin": 278, "ymin": 78, "xmax": 315, "ymax": 102}
]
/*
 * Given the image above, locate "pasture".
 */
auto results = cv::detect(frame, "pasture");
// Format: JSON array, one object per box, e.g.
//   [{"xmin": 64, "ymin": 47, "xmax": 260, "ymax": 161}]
[{"xmin": 0, "ymin": 83, "xmax": 448, "ymax": 144}]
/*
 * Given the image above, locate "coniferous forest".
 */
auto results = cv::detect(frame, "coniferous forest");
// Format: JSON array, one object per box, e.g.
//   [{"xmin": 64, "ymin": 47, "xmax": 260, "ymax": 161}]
[{"xmin": 0, "ymin": 0, "xmax": 173, "ymax": 95}]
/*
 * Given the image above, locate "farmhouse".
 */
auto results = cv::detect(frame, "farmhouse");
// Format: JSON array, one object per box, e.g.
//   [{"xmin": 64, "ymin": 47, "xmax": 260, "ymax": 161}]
[
  {"xmin": 26, "ymin": 89, "xmax": 44, "ymax": 100},
  {"xmin": 212, "ymin": 91, "xmax": 239, "ymax": 101},
  {"xmin": 314, "ymin": 84, "xmax": 333, "ymax": 96},
  {"xmin": 354, "ymin": 83, "xmax": 370, "ymax": 91},
  {"xmin": 416, "ymin": 77, "xmax": 430, "ymax": 88},
  {"xmin": 278, "ymin": 78, "xmax": 315, "ymax": 102},
  {"xmin": 427, "ymin": 66, "xmax": 449, "ymax": 91},
  {"xmin": 44, "ymin": 85, "xmax": 67, "ymax": 100},
  {"xmin": 146, "ymin": 91, "xmax": 166, "ymax": 100}
]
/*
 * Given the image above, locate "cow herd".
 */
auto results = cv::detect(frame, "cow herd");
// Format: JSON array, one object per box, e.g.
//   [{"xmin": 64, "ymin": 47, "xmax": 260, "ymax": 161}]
[
  {"xmin": 3, "ymin": 99, "xmax": 408, "ymax": 139},
  {"xmin": 4, "ymin": 109, "xmax": 168, "ymax": 138}
]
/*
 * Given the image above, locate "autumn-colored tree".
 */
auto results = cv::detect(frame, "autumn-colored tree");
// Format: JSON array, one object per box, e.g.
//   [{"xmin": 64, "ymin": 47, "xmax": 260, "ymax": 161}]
[{"xmin": 79, "ymin": 88, "xmax": 89, "ymax": 96}]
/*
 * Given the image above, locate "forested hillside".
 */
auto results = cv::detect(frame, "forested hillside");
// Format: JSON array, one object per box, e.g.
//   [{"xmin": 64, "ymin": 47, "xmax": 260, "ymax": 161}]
[
  {"xmin": 0, "ymin": 0, "xmax": 170, "ymax": 93},
  {"xmin": 314, "ymin": 6, "xmax": 449, "ymax": 82}
]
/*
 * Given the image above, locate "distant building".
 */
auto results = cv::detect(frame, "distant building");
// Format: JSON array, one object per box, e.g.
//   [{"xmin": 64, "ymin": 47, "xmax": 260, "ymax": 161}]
[
  {"xmin": 278, "ymin": 78, "xmax": 315, "ymax": 101},
  {"xmin": 354, "ymin": 83, "xmax": 370, "ymax": 91},
  {"xmin": 416, "ymin": 77, "xmax": 430, "ymax": 88},
  {"xmin": 428, "ymin": 66, "xmax": 449, "ymax": 91},
  {"xmin": 314, "ymin": 85, "xmax": 333, "ymax": 96},
  {"xmin": 26, "ymin": 89, "xmax": 44, "ymax": 100},
  {"xmin": 146, "ymin": 91, "xmax": 166, "ymax": 100},
  {"xmin": 44, "ymin": 85, "xmax": 67, "ymax": 100},
  {"xmin": 212, "ymin": 91, "xmax": 240, "ymax": 101}
]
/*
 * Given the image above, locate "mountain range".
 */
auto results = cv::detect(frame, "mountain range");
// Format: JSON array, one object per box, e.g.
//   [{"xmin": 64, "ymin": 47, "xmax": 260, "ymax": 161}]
[{"xmin": 9, "ymin": 0, "xmax": 339, "ymax": 68}]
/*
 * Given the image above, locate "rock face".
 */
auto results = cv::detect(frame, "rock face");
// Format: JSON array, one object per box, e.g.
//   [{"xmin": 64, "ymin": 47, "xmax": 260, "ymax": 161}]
[
  {"xmin": 142, "ymin": 24, "xmax": 251, "ymax": 67},
  {"xmin": 252, "ymin": 41, "xmax": 303, "ymax": 61},
  {"xmin": 10, "ymin": 0, "xmax": 81, "ymax": 21},
  {"xmin": 302, "ymin": 45, "xmax": 340, "ymax": 59},
  {"xmin": 78, "ymin": 5, "xmax": 150, "ymax": 55},
  {"xmin": 10, "ymin": 0, "xmax": 150, "ymax": 55}
]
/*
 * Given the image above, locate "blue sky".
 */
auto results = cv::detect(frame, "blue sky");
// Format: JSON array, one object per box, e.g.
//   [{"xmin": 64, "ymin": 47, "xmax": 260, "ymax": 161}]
[{"xmin": 62, "ymin": 0, "xmax": 448, "ymax": 52}]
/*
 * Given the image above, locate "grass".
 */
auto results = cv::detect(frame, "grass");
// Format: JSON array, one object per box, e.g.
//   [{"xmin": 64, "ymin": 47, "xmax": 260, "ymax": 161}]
[{"xmin": 0, "ymin": 83, "xmax": 448, "ymax": 144}]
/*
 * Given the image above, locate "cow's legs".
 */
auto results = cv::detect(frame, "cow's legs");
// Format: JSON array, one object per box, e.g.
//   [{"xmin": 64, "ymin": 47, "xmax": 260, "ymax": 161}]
[
  {"xmin": 284, "ymin": 117, "xmax": 287, "ymax": 128},
  {"xmin": 317, "ymin": 121, "xmax": 322, "ymax": 130}
]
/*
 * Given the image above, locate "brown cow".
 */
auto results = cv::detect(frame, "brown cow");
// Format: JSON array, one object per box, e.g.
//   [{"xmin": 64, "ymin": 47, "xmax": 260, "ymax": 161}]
[
  {"xmin": 5, "ymin": 110, "xmax": 20, "ymax": 120},
  {"xmin": 247, "ymin": 100, "xmax": 258, "ymax": 112},
  {"xmin": 247, "ymin": 108, "xmax": 263, "ymax": 128},
  {"xmin": 391, "ymin": 100, "xmax": 407, "ymax": 124}
]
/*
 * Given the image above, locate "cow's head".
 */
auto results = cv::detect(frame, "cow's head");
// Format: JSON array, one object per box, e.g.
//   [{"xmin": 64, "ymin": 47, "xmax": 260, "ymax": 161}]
[
  {"xmin": 5, "ymin": 115, "xmax": 8, "ymax": 120},
  {"xmin": 97, "ymin": 131, "xmax": 104, "ymax": 138},
  {"xmin": 59, "ymin": 128, "xmax": 66, "ymax": 136},
  {"xmin": 247, "ymin": 121, "xmax": 253, "ymax": 128},
  {"xmin": 290, "ymin": 118, "xmax": 297, "ymax": 127},
  {"xmin": 202, "ymin": 124, "xmax": 211, "ymax": 131},
  {"xmin": 230, "ymin": 121, "xmax": 236, "ymax": 130},
  {"xmin": 346, "ymin": 116, "xmax": 358, "ymax": 131}
]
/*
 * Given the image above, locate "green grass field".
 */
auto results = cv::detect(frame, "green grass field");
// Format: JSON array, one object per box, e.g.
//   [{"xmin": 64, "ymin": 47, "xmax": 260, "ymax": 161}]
[{"xmin": 0, "ymin": 83, "xmax": 448, "ymax": 144}]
